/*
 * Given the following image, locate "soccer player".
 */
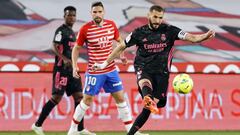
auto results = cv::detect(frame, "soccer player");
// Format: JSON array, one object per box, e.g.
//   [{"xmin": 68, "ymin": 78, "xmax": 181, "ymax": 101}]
[
  {"xmin": 31, "ymin": 6, "xmax": 95, "ymax": 135},
  {"xmin": 68, "ymin": 2, "xmax": 148, "ymax": 135},
  {"xmin": 93, "ymin": 5, "xmax": 215, "ymax": 135}
]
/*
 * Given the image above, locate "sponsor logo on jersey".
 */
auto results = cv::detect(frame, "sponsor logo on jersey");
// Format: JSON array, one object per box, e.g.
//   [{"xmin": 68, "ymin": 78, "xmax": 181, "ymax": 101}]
[
  {"xmin": 144, "ymin": 43, "xmax": 167, "ymax": 53},
  {"xmin": 161, "ymin": 34, "xmax": 166, "ymax": 42},
  {"xmin": 143, "ymin": 38, "xmax": 148, "ymax": 42}
]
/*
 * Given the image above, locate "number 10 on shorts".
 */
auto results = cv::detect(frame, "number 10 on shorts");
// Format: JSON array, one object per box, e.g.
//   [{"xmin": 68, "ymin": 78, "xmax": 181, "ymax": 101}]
[{"xmin": 86, "ymin": 76, "xmax": 97, "ymax": 86}]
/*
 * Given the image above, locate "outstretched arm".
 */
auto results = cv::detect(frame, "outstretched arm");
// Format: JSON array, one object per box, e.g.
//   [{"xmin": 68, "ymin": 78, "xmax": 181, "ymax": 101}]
[
  {"xmin": 93, "ymin": 37, "xmax": 127, "ymax": 70},
  {"xmin": 107, "ymin": 41, "xmax": 126, "ymax": 63},
  {"xmin": 115, "ymin": 37, "xmax": 128, "ymax": 65},
  {"xmin": 184, "ymin": 30, "xmax": 215, "ymax": 43}
]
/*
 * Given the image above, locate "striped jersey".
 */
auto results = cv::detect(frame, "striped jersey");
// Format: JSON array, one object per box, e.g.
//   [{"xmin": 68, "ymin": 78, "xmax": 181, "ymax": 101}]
[{"xmin": 77, "ymin": 19, "xmax": 119, "ymax": 74}]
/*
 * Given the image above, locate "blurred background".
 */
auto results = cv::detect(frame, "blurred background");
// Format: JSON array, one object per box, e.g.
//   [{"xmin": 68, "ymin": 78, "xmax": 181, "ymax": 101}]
[{"xmin": 0, "ymin": 0, "xmax": 239, "ymax": 134}]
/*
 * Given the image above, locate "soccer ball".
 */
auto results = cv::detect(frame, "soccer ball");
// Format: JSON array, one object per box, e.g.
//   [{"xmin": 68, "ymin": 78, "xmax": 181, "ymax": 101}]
[{"xmin": 172, "ymin": 73, "xmax": 193, "ymax": 94}]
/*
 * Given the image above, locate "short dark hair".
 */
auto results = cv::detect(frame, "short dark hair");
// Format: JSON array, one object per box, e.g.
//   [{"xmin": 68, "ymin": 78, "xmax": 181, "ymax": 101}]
[
  {"xmin": 150, "ymin": 5, "xmax": 164, "ymax": 12},
  {"xmin": 64, "ymin": 6, "xmax": 76, "ymax": 13},
  {"xmin": 91, "ymin": 1, "xmax": 104, "ymax": 8}
]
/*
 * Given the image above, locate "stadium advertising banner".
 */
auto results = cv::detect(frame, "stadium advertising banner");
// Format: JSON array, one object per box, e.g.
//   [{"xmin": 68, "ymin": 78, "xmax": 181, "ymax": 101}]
[
  {"xmin": 0, "ymin": 62, "xmax": 239, "ymax": 74},
  {"xmin": 0, "ymin": 73, "xmax": 239, "ymax": 131}
]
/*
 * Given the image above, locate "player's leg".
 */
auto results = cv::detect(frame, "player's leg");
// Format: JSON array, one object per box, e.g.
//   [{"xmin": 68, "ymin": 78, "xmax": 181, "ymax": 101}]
[
  {"xmin": 68, "ymin": 75, "xmax": 87, "ymax": 132},
  {"xmin": 153, "ymin": 73, "xmax": 169, "ymax": 109},
  {"xmin": 109, "ymin": 88, "xmax": 150, "ymax": 135},
  {"xmin": 71, "ymin": 92, "xmax": 84, "ymax": 131},
  {"xmin": 127, "ymin": 72, "xmax": 159, "ymax": 135},
  {"xmin": 127, "ymin": 108, "xmax": 151, "ymax": 135},
  {"xmin": 71, "ymin": 92, "xmax": 95, "ymax": 134},
  {"xmin": 68, "ymin": 73, "xmax": 105, "ymax": 135},
  {"xmin": 127, "ymin": 81, "xmax": 155, "ymax": 135},
  {"xmin": 68, "ymin": 94, "xmax": 95, "ymax": 135},
  {"xmin": 111, "ymin": 90, "xmax": 134, "ymax": 131},
  {"xmin": 139, "ymin": 79, "xmax": 159, "ymax": 114},
  {"xmin": 111, "ymin": 91, "xmax": 149, "ymax": 135},
  {"xmin": 129, "ymin": 73, "xmax": 169, "ymax": 135},
  {"xmin": 35, "ymin": 95, "xmax": 62, "ymax": 126},
  {"xmin": 103, "ymin": 70, "xmax": 133, "ymax": 131},
  {"xmin": 104, "ymin": 70, "xmax": 148, "ymax": 135},
  {"xmin": 136, "ymin": 70, "xmax": 159, "ymax": 114},
  {"xmin": 32, "ymin": 95, "xmax": 62, "ymax": 135},
  {"xmin": 32, "ymin": 71, "xmax": 65, "ymax": 135}
]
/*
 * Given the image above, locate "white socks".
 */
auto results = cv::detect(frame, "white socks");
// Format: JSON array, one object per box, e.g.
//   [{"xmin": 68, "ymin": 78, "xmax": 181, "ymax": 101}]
[
  {"xmin": 116, "ymin": 101, "xmax": 133, "ymax": 132},
  {"xmin": 70, "ymin": 101, "xmax": 89, "ymax": 129}
]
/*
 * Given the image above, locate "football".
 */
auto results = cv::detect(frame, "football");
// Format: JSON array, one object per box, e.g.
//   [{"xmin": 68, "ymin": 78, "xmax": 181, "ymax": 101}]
[{"xmin": 172, "ymin": 73, "xmax": 193, "ymax": 94}]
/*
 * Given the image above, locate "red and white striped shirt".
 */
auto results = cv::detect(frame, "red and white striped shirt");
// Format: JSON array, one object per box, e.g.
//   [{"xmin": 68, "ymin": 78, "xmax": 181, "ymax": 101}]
[{"xmin": 77, "ymin": 19, "xmax": 119, "ymax": 74}]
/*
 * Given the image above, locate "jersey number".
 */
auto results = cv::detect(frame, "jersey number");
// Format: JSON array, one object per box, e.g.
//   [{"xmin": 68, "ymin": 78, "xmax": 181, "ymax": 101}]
[{"xmin": 87, "ymin": 76, "xmax": 97, "ymax": 85}]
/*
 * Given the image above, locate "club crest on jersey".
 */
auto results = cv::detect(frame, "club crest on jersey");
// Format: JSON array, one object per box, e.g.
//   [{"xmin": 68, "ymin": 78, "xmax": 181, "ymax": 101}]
[
  {"xmin": 142, "ymin": 38, "xmax": 148, "ymax": 42},
  {"xmin": 161, "ymin": 34, "xmax": 166, "ymax": 42}
]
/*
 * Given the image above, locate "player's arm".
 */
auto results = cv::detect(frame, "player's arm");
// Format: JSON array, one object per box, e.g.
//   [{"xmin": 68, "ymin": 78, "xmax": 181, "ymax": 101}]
[
  {"xmin": 93, "ymin": 27, "xmax": 138, "ymax": 70},
  {"xmin": 52, "ymin": 43, "xmax": 71, "ymax": 66},
  {"xmin": 93, "ymin": 37, "xmax": 127, "ymax": 70},
  {"xmin": 107, "ymin": 21, "xmax": 127, "ymax": 65},
  {"xmin": 52, "ymin": 29, "xmax": 71, "ymax": 67},
  {"xmin": 108, "ymin": 37, "xmax": 127, "ymax": 64},
  {"xmin": 116, "ymin": 37, "xmax": 128, "ymax": 65},
  {"xmin": 183, "ymin": 30, "xmax": 215, "ymax": 43},
  {"xmin": 72, "ymin": 25, "xmax": 86, "ymax": 78},
  {"xmin": 71, "ymin": 44, "xmax": 81, "ymax": 78}
]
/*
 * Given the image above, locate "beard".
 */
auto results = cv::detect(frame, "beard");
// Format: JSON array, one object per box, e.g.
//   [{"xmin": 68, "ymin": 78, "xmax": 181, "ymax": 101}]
[
  {"xmin": 149, "ymin": 20, "xmax": 160, "ymax": 30},
  {"xmin": 94, "ymin": 17, "xmax": 103, "ymax": 24}
]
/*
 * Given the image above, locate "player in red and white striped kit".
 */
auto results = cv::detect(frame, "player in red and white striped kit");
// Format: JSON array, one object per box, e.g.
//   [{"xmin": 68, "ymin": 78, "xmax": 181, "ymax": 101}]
[{"xmin": 67, "ymin": 1, "xmax": 148, "ymax": 135}]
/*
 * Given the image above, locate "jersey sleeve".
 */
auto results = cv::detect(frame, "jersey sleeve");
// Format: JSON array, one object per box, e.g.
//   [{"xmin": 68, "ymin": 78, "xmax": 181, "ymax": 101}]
[
  {"xmin": 112, "ymin": 21, "xmax": 120, "ymax": 40},
  {"xmin": 53, "ymin": 28, "xmax": 63, "ymax": 44},
  {"xmin": 169, "ymin": 25, "xmax": 183, "ymax": 40},
  {"xmin": 124, "ymin": 30, "xmax": 138, "ymax": 48},
  {"xmin": 76, "ymin": 25, "xmax": 87, "ymax": 46}
]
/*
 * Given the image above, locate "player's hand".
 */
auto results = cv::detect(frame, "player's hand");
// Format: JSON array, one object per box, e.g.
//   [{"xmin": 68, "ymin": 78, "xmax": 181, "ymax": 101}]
[
  {"xmin": 92, "ymin": 61, "xmax": 108, "ymax": 71},
  {"xmin": 73, "ymin": 66, "xmax": 80, "ymax": 78},
  {"xmin": 120, "ymin": 56, "xmax": 128, "ymax": 66},
  {"xmin": 63, "ymin": 58, "xmax": 72, "ymax": 67},
  {"xmin": 205, "ymin": 30, "xmax": 215, "ymax": 39}
]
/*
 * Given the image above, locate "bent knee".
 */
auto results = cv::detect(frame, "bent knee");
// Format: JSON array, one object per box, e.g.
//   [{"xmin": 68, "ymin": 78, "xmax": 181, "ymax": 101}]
[
  {"xmin": 111, "ymin": 90, "xmax": 125, "ymax": 103},
  {"xmin": 113, "ymin": 95, "xmax": 125, "ymax": 103},
  {"xmin": 83, "ymin": 95, "xmax": 94, "ymax": 106},
  {"xmin": 138, "ymin": 79, "xmax": 152, "ymax": 89},
  {"xmin": 115, "ymin": 97, "xmax": 125, "ymax": 103}
]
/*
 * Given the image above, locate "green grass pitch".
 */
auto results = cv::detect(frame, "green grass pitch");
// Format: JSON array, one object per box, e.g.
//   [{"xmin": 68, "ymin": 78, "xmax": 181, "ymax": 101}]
[{"xmin": 0, "ymin": 131, "xmax": 239, "ymax": 135}]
